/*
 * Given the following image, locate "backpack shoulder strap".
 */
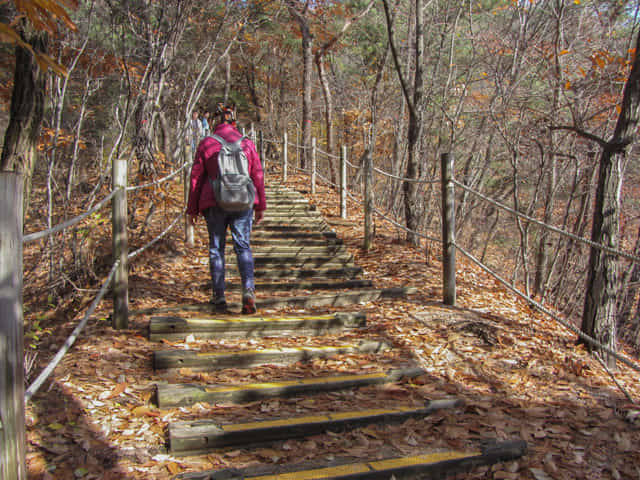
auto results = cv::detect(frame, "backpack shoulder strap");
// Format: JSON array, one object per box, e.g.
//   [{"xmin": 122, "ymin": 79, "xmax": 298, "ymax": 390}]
[{"xmin": 211, "ymin": 134, "xmax": 228, "ymax": 147}]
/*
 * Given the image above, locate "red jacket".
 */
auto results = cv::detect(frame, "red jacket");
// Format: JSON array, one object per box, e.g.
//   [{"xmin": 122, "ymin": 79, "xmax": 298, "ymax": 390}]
[{"xmin": 187, "ymin": 123, "xmax": 266, "ymax": 216}]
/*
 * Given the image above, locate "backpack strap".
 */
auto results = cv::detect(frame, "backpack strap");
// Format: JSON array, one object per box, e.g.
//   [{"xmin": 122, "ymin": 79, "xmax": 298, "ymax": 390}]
[{"xmin": 211, "ymin": 134, "xmax": 249, "ymax": 177}]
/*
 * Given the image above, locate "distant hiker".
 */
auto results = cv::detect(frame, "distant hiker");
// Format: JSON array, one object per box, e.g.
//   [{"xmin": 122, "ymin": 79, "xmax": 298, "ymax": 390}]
[
  {"xmin": 186, "ymin": 102, "xmax": 266, "ymax": 314},
  {"xmin": 186, "ymin": 110, "xmax": 200, "ymax": 154},
  {"xmin": 201, "ymin": 110, "xmax": 211, "ymax": 138}
]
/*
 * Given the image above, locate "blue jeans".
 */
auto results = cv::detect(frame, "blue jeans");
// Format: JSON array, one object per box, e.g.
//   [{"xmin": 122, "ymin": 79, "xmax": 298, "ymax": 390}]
[{"xmin": 204, "ymin": 207, "xmax": 255, "ymax": 296}]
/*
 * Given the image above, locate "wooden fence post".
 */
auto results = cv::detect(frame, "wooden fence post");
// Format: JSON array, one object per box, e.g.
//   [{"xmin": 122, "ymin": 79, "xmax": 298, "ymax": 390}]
[
  {"xmin": 283, "ymin": 132, "xmax": 288, "ymax": 182},
  {"xmin": 0, "ymin": 173, "xmax": 26, "ymax": 480},
  {"xmin": 441, "ymin": 153, "xmax": 456, "ymax": 306},
  {"xmin": 183, "ymin": 144, "xmax": 194, "ymax": 246},
  {"xmin": 311, "ymin": 137, "xmax": 317, "ymax": 195},
  {"xmin": 363, "ymin": 149, "xmax": 373, "ymax": 251},
  {"xmin": 259, "ymin": 130, "xmax": 266, "ymax": 174},
  {"xmin": 112, "ymin": 158, "xmax": 129, "ymax": 329},
  {"xmin": 340, "ymin": 145, "xmax": 347, "ymax": 219}
]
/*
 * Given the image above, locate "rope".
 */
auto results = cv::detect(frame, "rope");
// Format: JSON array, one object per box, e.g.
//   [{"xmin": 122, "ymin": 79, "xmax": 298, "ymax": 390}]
[
  {"xmin": 453, "ymin": 179, "xmax": 640, "ymax": 263},
  {"xmin": 25, "ymin": 260, "xmax": 119, "ymax": 402},
  {"xmin": 126, "ymin": 161, "xmax": 191, "ymax": 192},
  {"xmin": 23, "ymin": 190, "xmax": 118, "ymax": 243},
  {"xmin": 344, "ymin": 157, "xmax": 361, "ymax": 170},
  {"xmin": 454, "ymin": 241, "xmax": 640, "ymax": 375},
  {"xmin": 315, "ymin": 147, "xmax": 340, "ymax": 160},
  {"xmin": 371, "ymin": 205, "xmax": 442, "ymax": 244},
  {"xmin": 128, "ymin": 209, "xmax": 185, "ymax": 259},
  {"xmin": 23, "ymin": 161, "xmax": 191, "ymax": 244},
  {"xmin": 373, "ymin": 165, "xmax": 440, "ymax": 184}
]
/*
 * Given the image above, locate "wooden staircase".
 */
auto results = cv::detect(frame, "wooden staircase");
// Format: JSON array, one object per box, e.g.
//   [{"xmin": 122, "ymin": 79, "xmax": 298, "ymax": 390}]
[{"xmin": 148, "ymin": 183, "xmax": 526, "ymax": 479}]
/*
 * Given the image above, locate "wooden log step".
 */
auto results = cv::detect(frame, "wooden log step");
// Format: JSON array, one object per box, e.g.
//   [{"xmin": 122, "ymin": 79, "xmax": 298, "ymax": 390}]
[
  {"xmin": 154, "ymin": 339, "xmax": 390, "ymax": 371},
  {"xmin": 226, "ymin": 245, "xmax": 348, "ymax": 256},
  {"xmin": 249, "ymin": 237, "xmax": 343, "ymax": 246},
  {"xmin": 257, "ymin": 220, "xmax": 328, "ymax": 230},
  {"xmin": 156, "ymin": 367, "xmax": 425, "ymax": 408},
  {"xmin": 254, "ymin": 287, "xmax": 418, "ymax": 311},
  {"xmin": 251, "ymin": 231, "xmax": 337, "ymax": 240},
  {"xmin": 240, "ymin": 266, "xmax": 362, "ymax": 280},
  {"xmin": 169, "ymin": 398, "xmax": 463, "ymax": 455},
  {"xmin": 254, "ymin": 224, "xmax": 329, "ymax": 233},
  {"xmin": 174, "ymin": 440, "xmax": 527, "ymax": 479},
  {"xmin": 149, "ymin": 312, "xmax": 366, "ymax": 342},
  {"xmin": 252, "ymin": 256, "xmax": 354, "ymax": 268},
  {"xmin": 264, "ymin": 208, "xmax": 324, "ymax": 220},
  {"xmin": 224, "ymin": 279, "xmax": 373, "ymax": 293}
]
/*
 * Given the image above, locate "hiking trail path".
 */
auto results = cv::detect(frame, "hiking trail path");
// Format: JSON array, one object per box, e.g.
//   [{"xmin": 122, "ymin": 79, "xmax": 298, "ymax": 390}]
[{"xmin": 142, "ymin": 182, "xmax": 527, "ymax": 480}]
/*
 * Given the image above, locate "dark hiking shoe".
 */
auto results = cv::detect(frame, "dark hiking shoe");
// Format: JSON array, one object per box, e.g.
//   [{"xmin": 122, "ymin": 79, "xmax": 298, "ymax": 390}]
[
  {"xmin": 242, "ymin": 289, "xmax": 256, "ymax": 315},
  {"xmin": 210, "ymin": 295, "xmax": 228, "ymax": 312}
]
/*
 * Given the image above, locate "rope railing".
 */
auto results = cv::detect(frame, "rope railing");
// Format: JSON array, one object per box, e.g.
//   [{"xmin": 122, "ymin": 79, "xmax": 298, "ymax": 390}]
[
  {"xmin": 453, "ymin": 178, "xmax": 640, "ymax": 264},
  {"xmin": 23, "ymin": 159, "xmax": 191, "ymax": 244},
  {"xmin": 22, "ymin": 190, "xmax": 118, "ymax": 243},
  {"xmin": 128, "ymin": 209, "xmax": 186, "ymax": 260},
  {"xmin": 315, "ymin": 146, "xmax": 340, "ymax": 160},
  {"xmin": 373, "ymin": 165, "xmax": 440, "ymax": 184},
  {"xmin": 21, "ymin": 155, "xmax": 192, "ymax": 403},
  {"xmin": 24, "ymin": 260, "xmax": 120, "ymax": 402},
  {"xmin": 455, "ymin": 242, "xmax": 640, "ymax": 374},
  {"xmin": 126, "ymin": 161, "xmax": 191, "ymax": 192},
  {"xmin": 279, "ymin": 142, "xmax": 639, "ymax": 382}
]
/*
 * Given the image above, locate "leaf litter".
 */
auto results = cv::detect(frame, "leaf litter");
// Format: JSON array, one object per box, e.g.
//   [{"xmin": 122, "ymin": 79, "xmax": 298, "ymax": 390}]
[{"xmin": 22, "ymin": 173, "xmax": 640, "ymax": 479}]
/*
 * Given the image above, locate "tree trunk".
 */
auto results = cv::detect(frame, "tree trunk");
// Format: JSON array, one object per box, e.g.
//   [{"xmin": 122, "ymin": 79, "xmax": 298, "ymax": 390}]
[
  {"xmin": 581, "ymin": 30, "xmax": 640, "ymax": 368},
  {"xmin": 286, "ymin": 1, "xmax": 314, "ymax": 171},
  {"xmin": 0, "ymin": 27, "xmax": 48, "ymax": 216},
  {"xmin": 316, "ymin": 57, "xmax": 336, "ymax": 182},
  {"xmin": 403, "ymin": 0, "xmax": 424, "ymax": 246}
]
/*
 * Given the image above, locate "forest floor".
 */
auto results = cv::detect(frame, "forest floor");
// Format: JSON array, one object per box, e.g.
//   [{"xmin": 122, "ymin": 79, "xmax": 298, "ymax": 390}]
[{"xmin": 21, "ymin": 168, "xmax": 640, "ymax": 480}]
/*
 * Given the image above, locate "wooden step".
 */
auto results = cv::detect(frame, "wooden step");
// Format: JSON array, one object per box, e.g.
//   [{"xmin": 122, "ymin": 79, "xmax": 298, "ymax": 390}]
[
  {"xmin": 169, "ymin": 398, "xmax": 462, "ymax": 455},
  {"xmin": 254, "ymin": 287, "xmax": 417, "ymax": 310},
  {"xmin": 250, "ymin": 231, "xmax": 337, "ymax": 240},
  {"xmin": 223, "ymin": 279, "xmax": 374, "ymax": 293},
  {"xmin": 149, "ymin": 312, "xmax": 367, "ymax": 342},
  {"xmin": 246, "ymin": 266, "xmax": 362, "ymax": 280},
  {"xmin": 227, "ymin": 245, "xmax": 349, "ymax": 256},
  {"xmin": 175, "ymin": 440, "xmax": 527, "ymax": 479},
  {"xmin": 153, "ymin": 339, "xmax": 390, "ymax": 371},
  {"xmin": 156, "ymin": 367, "xmax": 425, "ymax": 408}
]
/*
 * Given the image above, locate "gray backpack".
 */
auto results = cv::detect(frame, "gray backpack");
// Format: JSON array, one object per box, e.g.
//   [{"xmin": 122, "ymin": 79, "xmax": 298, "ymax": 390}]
[{"xmin": 208, "ymin": 134, "xmax": 256, "ymax": 212}]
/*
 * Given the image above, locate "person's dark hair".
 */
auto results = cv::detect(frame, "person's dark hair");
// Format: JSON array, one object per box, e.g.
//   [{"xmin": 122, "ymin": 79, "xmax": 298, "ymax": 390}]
[{"xmin": 215, "ymin": 102, "xmax": 237, "ymax": 126}]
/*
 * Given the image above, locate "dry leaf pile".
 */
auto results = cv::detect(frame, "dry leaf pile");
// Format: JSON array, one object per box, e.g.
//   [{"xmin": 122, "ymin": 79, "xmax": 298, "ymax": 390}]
[{"xmin": 22, "ymin": 171, "xmax": 640, "ymax": 479}]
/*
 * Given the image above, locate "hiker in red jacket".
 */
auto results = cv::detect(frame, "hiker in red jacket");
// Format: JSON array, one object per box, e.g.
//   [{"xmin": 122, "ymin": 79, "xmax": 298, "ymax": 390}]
[{"xmin": 186, "ymin": 103, "xmax": 266, "ymax": 314}]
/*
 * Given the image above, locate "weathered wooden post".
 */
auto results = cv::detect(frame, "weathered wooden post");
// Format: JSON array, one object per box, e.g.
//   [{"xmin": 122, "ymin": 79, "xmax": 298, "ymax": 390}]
[
  {"xmin": 112, "ymin": 158, "xmax": 129, "ymax": 329},
  {"xmin": 283, "ymin": 131, "xmax": 288, "ymax": 182},
  {"xmin": 363, "ymin": 149, "xmax": 373, "ymax": 251},
  {"xmin": 311, "ymin": 137, "xmax": 317, "ymax": 195},
  {"xmin": 441, "ymin": 153, "xmax": 456, "ymax": 306},
  {"xmin": 0, "ymin": 172, "xmax": 26, "ymax": 479},
  {"xmin": 340, "ymin": 145, "xmax": 347, "ymax": 219},
  {"xmin": 183, "ymin": 144, "xmax": 194, "ymax": 246},
  {"xmin": 259, "ymin": 130, "xmax": 266, "ymax": 174}
]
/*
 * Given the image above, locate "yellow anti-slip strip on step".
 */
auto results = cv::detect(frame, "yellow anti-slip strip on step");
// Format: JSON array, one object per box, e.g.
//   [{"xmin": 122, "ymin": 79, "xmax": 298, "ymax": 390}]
[
  {"xmin": 204, "ymin": 373, "xmax": 387, "ymax": 394},
  {"xmin": 185, "ymin": 315, "xmax": 335, "ymax": 325},
  {"xmin": 195, "ymin": 345, "xmax": 357, "ymax": 357},
  {"xmin": 220, "ymin": 406, "xmax": 419, "ymax": 432},
  {"xmin": 247, "ymin": 452, "xmax": 479, "ymax": 480}
]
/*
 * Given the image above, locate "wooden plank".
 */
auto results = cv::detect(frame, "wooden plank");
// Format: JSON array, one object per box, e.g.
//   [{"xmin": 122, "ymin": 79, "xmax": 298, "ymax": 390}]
[
  {"xmin": 143, "ymin": 288, "xmax": 416, "ymax": 324},
  {"xmin": 223, "ymin": 279, "xmax": 373, "ymax": 293},
  {"xmin": 156, "ymin": 368, "xmax": 425, "ymax": 408},
  {"xmin": 175, "ymin": 440, "xmax": 527, "ymax": 480},
  {"xmin": 169, "ymin": 399, "xmax": 462, "ymax": 455},
  {"xmin": 149, "ymin": 312, "xmax": 367, "ymax": 341},
  {"xmin": 154, "ymin": 340, "xmax": 390, "ymax": 371},
  {"xmin": 0, "ymin": 173, "xmax": 26, "ymax": 479}
]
